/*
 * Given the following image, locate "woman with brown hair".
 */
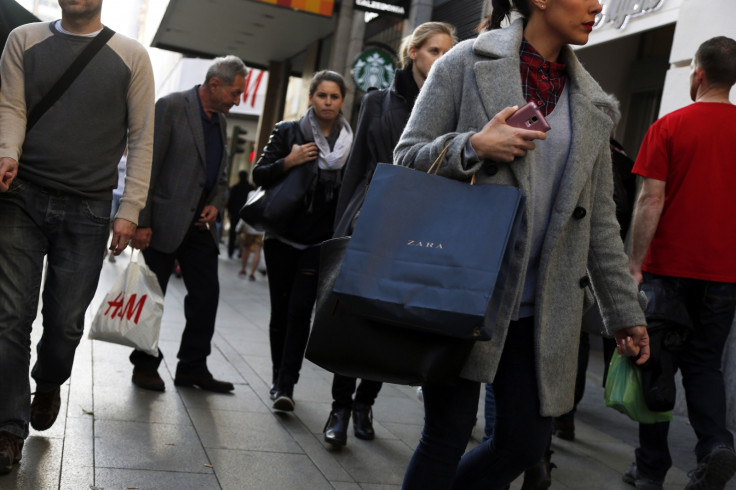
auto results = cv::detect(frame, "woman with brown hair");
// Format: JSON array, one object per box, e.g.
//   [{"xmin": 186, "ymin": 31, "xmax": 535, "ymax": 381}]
[
  {"xmin": 253, "ymin": 70, "xmax": 353, "ymax": 412},
  {"xmin": 394, "ymin": 1, "xmax": 649, "ymax": 488}
]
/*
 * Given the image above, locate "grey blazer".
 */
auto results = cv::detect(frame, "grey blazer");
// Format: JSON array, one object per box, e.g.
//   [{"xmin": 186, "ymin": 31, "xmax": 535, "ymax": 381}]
[
  {"xmin": 138, "ymin": 86, "xmax": 228, "ymax": 254},
  {"xmin": 394, "ymin": 19, "xmax": 646, "ymax": 416}
]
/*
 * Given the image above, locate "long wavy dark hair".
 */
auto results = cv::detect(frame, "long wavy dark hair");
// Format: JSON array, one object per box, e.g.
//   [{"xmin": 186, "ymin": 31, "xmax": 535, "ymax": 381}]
[{"xmin": 476, "ymin": 0, "xmax": 532, "ymax": 33}]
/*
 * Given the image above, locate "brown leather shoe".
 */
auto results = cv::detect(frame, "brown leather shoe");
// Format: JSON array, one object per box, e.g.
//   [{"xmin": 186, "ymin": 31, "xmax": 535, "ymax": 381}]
[
  {"xmin": 0, "ymin": 431, "xmax": 24, "ymax": 475},
  {"xmin": 132, "ymin": 369, "xmax": 165, "ymax": 392},
  {"xmin": 30, "ymin": 387, "xmax": 61, "ymax": 431},
  {"xmin": 174, "ymin": 371, "xmax": 234, "ymax": 393}
]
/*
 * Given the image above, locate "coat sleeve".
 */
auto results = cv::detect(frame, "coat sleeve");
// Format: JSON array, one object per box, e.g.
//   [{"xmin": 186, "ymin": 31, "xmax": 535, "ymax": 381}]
[
  {"xmin": 137, "ymin": 95, "xmax": 173, "ymax": 227},
  {"xmin": 586, "ymin": 144, "xmax": 647, "ymax": 332},
  {"xmin": 252, "ymin": 121, "xmax": 292, "ymax": 188},
  {"xmin": 333, "ymin": 91, "xmax": 382, "ymax": 235},
  {"xmin": 205, "ymin": 115, "xmax": 229, "ymax": 213},
  {"xmin": 393, "ymin": 56, "xmax": 482, "ymax": 181}
]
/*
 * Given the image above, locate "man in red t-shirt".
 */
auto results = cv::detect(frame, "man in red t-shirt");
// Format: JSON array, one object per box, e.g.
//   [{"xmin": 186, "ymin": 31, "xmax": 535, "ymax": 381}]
[{"xmin": 626, "ymin": 36, "xmax": 736, "ymax": 490}]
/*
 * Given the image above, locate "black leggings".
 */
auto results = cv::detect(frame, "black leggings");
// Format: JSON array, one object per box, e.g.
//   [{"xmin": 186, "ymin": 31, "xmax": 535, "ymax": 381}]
[{"xmin": 263, "ymin": 239, "xmax": 320, "ymax": 390}]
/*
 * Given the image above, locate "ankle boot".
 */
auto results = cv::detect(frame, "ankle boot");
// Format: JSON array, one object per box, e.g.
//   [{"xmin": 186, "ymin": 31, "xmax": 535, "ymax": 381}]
[
  {"xmin": 324, "ymin": 408, "xmax": 350, "ymax": 446},
  {"xmin": 520, "ymin": 436, "xmax": 556, "ymax": 490},
  {"xmin": 352, "ymin": 403, "xmax": 375, "ymax": 440}
]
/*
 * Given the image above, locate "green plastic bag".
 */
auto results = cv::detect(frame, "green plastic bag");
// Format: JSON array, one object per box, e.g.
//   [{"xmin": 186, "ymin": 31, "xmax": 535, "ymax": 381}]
[{"xmin": 604, "ymin": 351, "xmax": 672, "ymax": 424}]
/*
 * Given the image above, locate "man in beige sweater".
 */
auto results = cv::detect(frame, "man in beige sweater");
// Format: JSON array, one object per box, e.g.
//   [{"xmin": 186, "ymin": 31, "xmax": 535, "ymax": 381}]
[{"xmin": 0, "ymin": 0, "xmax": 154, "ymax": 475}]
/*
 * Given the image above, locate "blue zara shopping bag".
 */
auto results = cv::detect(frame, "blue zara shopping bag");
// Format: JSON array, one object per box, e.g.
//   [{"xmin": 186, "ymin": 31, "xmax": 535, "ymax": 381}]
[{"xmin": 332, "ymin": 163, "xmax": 524, "ymax": 341}]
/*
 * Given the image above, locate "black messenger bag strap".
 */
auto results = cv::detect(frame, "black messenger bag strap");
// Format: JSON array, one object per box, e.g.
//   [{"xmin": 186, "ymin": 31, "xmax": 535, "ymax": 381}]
[{"xmin": 26, "ymin": 26, "xmax": 115, "ymax": 132}]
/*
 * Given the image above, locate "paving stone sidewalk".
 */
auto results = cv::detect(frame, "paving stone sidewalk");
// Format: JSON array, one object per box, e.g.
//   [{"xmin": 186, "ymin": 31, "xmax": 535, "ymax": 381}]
[{"xmin": 2, "ymin": 246, "xmax": 732, "ymax": 490}]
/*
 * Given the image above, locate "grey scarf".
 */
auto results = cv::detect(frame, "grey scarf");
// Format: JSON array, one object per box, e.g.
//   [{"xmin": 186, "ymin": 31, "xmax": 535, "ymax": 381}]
[{"xmin": 299, "ymin": 108, "xmax": 353, "ymax": 170}]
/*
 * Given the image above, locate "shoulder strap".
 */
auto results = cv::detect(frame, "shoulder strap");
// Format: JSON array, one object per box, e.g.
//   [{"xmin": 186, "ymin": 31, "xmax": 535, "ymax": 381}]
[{"xmin": 26, "ymin": 26, "xmax": 115, "ymax": 132}]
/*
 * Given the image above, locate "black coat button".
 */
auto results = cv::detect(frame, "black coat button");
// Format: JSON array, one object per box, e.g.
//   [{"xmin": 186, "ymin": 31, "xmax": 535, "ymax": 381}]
[
  {"xmin": 579, "ymin": 276, "xmax": 591, "ymax": 288},
  {"xmin": 484, "ymin": 164, "xmax": 498, "ymax": 176},
  {"xmin": 573, "ymin": 206, "xmax": 587, "ymax": 219}
]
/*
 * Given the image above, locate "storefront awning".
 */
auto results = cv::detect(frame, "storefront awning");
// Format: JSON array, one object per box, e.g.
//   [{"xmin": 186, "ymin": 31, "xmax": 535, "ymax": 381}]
[{"xmin": 151, "ymin": 0, "xmax": 338, "ymax": 72}]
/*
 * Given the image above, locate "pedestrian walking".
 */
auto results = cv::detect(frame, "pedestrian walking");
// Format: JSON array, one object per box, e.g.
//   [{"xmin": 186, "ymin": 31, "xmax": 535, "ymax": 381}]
[
  {"xmin": 253, "ymin": 70, "xmax": 353, "ymax": 412},
  {"xmin": 237, "ymin": 218, "xmax": 264, "ymax": 280},
  {"xmin": 394, "ymin": 1, "xmax": 649, "ymax": 488},
  {"xmin": 129, "ymin": 55, "xmax": 247, "ymax": 394},
  {"xmin": 227, "ymin": 170, "xmax": 254, "ymax": 258},
  {"xmin": 0, "ymin": 0, "xmax": 154, "ymax": 475},
  {"xmin": 624, "ymin": 35, "xmax": 736, "ymax": 490},
  {"xmin": 323, "ymin": 21, "xmax": 456, "ymax": 448}
]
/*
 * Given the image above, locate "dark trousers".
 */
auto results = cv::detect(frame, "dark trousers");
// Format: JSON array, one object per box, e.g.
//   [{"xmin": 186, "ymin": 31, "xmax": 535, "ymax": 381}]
[
  {"xmin": 555, "ymin": 306, "xmax": 617, "ymax": 426},
  {"xmin": 227, "ymin": 214, "xmax": 239, "ymax": 258},
  {"xmin": 403, "ymin": 317, "xmax": 552, "ymax": 490},
  {"xmin": 636, "ymin": 272, "xmax": 736, "ymax": 482},
  {"xmin": 331, "ymin": 374, "xmax": 382, "ymax": 411},
  {"xmin": 130, "ymin": 225, "xmax": 219, "ymax": 373},
  {"xmin": 0, "ymin": 179, "xmax": 110, "ymax": 438},
  {"xmin": 263, "ymin": 238, "xmax": 320, "ymax": 390}
]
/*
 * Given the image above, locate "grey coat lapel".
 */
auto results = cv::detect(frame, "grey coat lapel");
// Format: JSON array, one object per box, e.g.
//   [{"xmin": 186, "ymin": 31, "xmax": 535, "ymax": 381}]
[
  {"xmin": 471, "ymin": 21, "xmax": 530, "ymax": 193},
  {"xmin": 472, "ymin": 21, "xmax": 526, "ymax": 117},
  {"xmin": 543, "ymin": 48, "xmax": 613, "ymax": 248},
  {"xmin": 184, "ymin": 87, "xmax": 206, "ymax": 167}
]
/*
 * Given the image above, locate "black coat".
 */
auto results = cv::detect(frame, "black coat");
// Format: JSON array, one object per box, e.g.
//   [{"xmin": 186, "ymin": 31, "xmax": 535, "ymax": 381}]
[
  {"xmin": 227, "ymin": 180, "xmax": 254, "ymax": 219},
  {"xmin": 252, "ymin": 119, "xmax": 339, "ymax": 245},
  {"xmin": 333, "ymin": 65, "xmax": 420, "ymax": 237}
]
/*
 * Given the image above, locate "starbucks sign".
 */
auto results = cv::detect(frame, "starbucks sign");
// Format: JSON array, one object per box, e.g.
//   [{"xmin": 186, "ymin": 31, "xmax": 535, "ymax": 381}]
[{"xmin": 352, "ymin": 48, "xmax": 395, "ymax": 92}]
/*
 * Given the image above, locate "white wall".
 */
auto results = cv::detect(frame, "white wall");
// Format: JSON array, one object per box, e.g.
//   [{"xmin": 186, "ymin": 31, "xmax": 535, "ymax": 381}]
[
  {"xmin": 586, "ymin": 0, "xmax": 684, "ymax": 48},
  {"xmin": 658, "ymin": 0, "xmax": 736, "ymax": 116}
]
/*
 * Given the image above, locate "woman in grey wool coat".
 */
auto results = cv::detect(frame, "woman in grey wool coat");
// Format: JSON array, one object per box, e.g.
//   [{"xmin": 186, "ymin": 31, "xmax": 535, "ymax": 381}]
[{"xmin": 394, "ymin": 0, "xmax": 650, "ymax": 488}]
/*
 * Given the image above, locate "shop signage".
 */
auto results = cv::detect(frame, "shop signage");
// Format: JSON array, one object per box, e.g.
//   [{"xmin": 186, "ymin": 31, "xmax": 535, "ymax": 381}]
[
  {"xmin": 353, "ymin": 0, "xmax": 408, "ymax": 18},
  {"xmin": 595, "ymin": 0, "xmax": 666, "ymax": 29},
  {"xmin": 352, "ymin": 48, "xmax": 395, "ymax": 91},
  {"xmin": 251, "ymin": 0, "xmax": 334, "ymax": 18}
]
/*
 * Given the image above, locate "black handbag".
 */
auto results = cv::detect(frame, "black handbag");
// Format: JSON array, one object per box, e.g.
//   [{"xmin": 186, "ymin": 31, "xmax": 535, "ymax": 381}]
[
  {"xmin": 239, "ymin": 161, "xmax": 316, "ymax": 235},
  {"xmin": 305, "ymin": 237, "xmax": 475, "ymax": 385},
  {"xmin": 638, "ymin": 280, "xmax": 693, "ymax": 412}
]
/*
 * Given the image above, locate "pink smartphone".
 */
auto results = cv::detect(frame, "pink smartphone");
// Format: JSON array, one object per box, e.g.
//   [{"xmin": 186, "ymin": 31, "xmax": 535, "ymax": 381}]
[{"xmin": 506, "ymin": 101, "xmax": 551, "ymax": 132}]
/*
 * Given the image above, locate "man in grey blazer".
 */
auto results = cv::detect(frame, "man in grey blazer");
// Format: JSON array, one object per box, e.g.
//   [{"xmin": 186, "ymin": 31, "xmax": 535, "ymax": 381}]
[{"xmin": 129, "ymin": 55, "xmax": 247, "ymax": 393}]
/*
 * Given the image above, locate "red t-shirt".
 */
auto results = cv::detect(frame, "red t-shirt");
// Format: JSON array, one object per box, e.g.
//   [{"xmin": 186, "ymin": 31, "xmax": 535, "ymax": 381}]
[{"xmin": 633, "ymin": 102, "xmax": 736, "ymax": 282}]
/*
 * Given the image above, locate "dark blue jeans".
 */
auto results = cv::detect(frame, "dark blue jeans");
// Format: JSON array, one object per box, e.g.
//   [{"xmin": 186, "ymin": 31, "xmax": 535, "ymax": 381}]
[
  {"xmin": 263, "ymin": 238, "xmax": 320, "ymax": 390},
  {"xmin": 0, "ymin": 178, "xmax": 110, "ymax": 438},
  {"xmin": 130, "ymin": 224, "xmax": 220, "ymax": 373},
  {"xmin": 403, "ymin": 317, "xmax": 552, "ymax": 489},
  {"xmin": 483, "ymin": 383, "xmax": 497, "ymax": 442},
  {"xmin": 636, "ymin": 272, "xmax": 736, "ymax": 482}
]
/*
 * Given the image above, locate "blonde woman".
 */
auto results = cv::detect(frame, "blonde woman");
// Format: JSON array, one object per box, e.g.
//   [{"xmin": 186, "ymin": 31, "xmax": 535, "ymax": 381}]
[{"xmin": 324, "ymin": 22, "xmax": 456, "ymax": 447}]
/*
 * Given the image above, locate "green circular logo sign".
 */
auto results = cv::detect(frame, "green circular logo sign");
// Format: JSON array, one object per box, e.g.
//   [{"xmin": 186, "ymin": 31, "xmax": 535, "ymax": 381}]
[{"xmin": 352, "ymin": 48, "xmax": 395, "ymax": 92}]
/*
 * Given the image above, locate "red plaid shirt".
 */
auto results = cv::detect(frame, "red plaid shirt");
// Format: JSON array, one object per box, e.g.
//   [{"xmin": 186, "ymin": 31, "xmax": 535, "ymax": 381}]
[{"xmin": 519, "ymin": 39, "xmax": 566, "ymax": 117}]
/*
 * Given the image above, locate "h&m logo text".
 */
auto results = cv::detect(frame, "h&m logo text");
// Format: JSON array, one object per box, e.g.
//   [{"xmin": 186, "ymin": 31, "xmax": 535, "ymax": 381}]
[
  {"xmin": 103, "ymin": 293, "xmax": 147, "ymax": 324},
  {"xmin": 407, "ymin": 240, "xmax": 444, "ymax": 249}
]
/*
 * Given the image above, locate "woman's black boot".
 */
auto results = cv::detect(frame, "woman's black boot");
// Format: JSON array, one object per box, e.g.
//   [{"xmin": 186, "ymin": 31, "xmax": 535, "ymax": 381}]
[
  {"xmin": 352, "ymin": 403, "xmax": 375, "ymax": 440},
  {"xmin": 324, "ymin": 408, "xmax": 351, "ymax": 446}
]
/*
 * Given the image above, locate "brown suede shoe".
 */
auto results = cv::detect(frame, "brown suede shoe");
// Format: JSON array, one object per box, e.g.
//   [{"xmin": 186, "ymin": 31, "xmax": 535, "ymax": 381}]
[
  {"xmin": 30, "ymin": 387, "xmax": 61, "ymax": 431},
  {"xmin": 0, "ymin": 431, "xmax": 24, "ymax": 475},
  {"xmin": 132, "ymin": 369, "xmax": 165, "ymax": 392}
]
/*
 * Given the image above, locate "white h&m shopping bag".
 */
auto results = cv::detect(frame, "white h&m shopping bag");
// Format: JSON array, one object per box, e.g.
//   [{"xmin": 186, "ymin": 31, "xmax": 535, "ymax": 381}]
[{"xmin": 89, "ymin": 252, "xmax": 164, "ymax": 356}]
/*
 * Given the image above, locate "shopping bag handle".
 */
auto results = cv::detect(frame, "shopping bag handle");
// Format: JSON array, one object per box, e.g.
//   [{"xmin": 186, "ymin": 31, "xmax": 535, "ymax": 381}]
[{"xmin": 426, "ymin": 144, "xmax": 477, "ymax": 185}]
